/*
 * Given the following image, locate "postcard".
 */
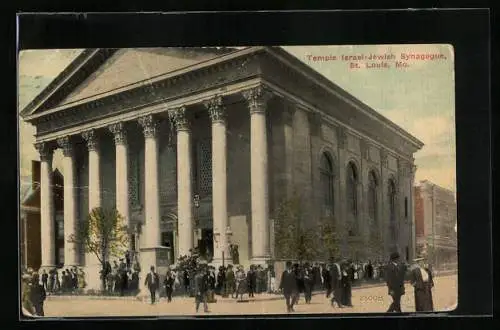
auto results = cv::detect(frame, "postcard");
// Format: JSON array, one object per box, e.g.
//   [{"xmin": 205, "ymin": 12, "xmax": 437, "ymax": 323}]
[{"xmin": 19, "ymin": 44, "xmax": 457, "ymax": 317}]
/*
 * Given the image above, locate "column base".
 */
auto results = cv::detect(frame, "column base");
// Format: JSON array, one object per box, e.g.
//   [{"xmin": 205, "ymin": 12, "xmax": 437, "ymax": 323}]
[
  {"xmin": 38, "ymin": 264, "xmax": 57, "ymax": 273},
  {"xmin": 136, "ymin": 246, "xmax": 171, "ymax": 299},
  {"xmin": 250, "ymin": 256, "xmax": 271, "ymax": 266}
]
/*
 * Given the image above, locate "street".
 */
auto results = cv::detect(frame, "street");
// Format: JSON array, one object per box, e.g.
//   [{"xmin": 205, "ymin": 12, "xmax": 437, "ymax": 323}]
[{"xmin": 42, "ymin": 275, "xmax": 457, "ymax": 317}]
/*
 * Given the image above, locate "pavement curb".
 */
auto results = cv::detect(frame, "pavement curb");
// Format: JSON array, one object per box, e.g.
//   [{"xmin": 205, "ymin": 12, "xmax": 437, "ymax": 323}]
[{"xmin": 46, "ymin": 273, "xmax": 456, "ymax": 302}]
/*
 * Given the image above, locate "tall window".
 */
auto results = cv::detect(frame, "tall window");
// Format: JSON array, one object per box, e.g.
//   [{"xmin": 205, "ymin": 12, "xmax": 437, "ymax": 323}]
[
  {"xmin": 388, "ymin": 179, "xmax": 397, "ymax": 241},
  {"xmin": 404, "ymin": 197, "xmax": 408, "ymax": 219},
  {"xmin": 368, "ymin": 171, "xmax": 378, "ymax": 223},
  {"xmin": 320, "ymin": 153, "xmax": 335, "ymax": 217},
  {"xmin": 347, "ymin": 162, "xmax": 358, "ymax": 217}
]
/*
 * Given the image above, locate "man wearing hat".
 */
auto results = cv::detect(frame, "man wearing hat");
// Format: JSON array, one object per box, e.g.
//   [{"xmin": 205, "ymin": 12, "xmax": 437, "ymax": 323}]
[
  {"xmin": 409, "ymin": 257, "xmax": 434, "ymax": 312},
  {"xmin": 279, "ymin": 261, "xmax": 299, "ymax": 312},
  {"xmin": 302, "ymin": 263, "xmax": 313, "ymax": 304},
  {"xmin": 385, "ymin": 252, "xmax": 407, "ymax": 313},
  {"xmin": 144, "ymin": 265, "xmax": 160, "ymax": 304},
  {"xmin": 193, "ymin": 262, "xmax": 209, "ymax": 313}
]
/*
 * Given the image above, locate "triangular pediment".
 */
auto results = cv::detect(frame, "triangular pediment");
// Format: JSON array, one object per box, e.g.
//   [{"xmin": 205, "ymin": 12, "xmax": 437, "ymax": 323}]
[
  {"xmin": 59, "ymin": 48, "xmax": 239, "ymax": 106},
  {"xmin": 21, "ymin": 47, "xmax": 241, "ymax": 117}
]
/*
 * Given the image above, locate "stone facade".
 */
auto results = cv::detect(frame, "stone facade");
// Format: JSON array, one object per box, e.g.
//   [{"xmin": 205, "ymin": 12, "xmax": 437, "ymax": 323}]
[{"xmin": 21, "ymin": 47, "xmax": 423, "ymax": 290}]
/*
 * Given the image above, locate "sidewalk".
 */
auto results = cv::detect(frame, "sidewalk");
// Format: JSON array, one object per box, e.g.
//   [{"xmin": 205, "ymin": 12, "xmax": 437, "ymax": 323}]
[{"xmin": 46, "ymin": 272, "xmax": 457, "ymax": 302}]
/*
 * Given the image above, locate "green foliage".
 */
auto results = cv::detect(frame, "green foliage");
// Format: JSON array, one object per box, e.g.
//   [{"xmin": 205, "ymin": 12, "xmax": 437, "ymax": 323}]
[
  {"xmin": 273, "ymin": 193, "xmax": 302, "ymax": 259},
  {"xmin": 317, "ymin": 217, "xmax": 340, "ymax": 260},
  {"xmin": 68, "ymin": 207, "xmax": 129, "ymax": 266},
  {"xmin": 368, "ymin": 227, "xmax": 385, "ymax": 259},
  {"xmin": 274, "ymin": 193, "xmax": 341, "ymax": 262}
]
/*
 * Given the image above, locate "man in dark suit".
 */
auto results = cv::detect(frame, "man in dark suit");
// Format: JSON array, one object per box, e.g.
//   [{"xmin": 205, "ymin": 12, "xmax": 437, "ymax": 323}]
[
  {"xmin": 193, "ymin": 264, "xmax": 210, "ymax": 313},
  {"xmin": 41, "ymin": 270, "xmax": 48, "ymax": 291},
  {"xmin": 385, "ymin": 252, "xmax": 407, "ymax": 313},
  {"xmin": 341, "ymin": 261, "xmax": 353, "ymax": 307},
  {"xmin": 322, "ymin": 264, "xmax": 332, "ymax": 298},
  {"xmin": 164, "ymin": 270, "xmax": 175, "ymax": 302},
  {"xmin": 302, "ymin": 263, "xmax": 313, "ymax": 304},
  {"xmin": 144, "ymin": 266, "xmax": 160, "ymax": 304},
  {"xmin": 279, "ymin": 261, "xmax": 299, "ymax": 312}
]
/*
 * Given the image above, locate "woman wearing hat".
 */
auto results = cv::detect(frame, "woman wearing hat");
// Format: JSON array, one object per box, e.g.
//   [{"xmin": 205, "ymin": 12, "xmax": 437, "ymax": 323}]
[
  {"xmin": 29, "ymin": 273, "xmax": 46, "ymax": 316},
  {"xmin": 21, "ymin": 273, "xmax": 34, "ymax": 316},
  {"xmin": 410, "ymin": 257, "xmax": 434, "ymax": 312}
]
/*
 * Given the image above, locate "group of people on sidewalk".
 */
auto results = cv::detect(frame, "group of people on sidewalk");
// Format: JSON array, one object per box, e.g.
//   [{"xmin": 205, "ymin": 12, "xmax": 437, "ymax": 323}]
[{"xmin": 278, "ymin": 252, "xmax": 435, "ymax": 313}]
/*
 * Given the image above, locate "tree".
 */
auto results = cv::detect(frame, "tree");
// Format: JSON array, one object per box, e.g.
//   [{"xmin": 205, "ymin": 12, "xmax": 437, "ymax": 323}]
[
  {"xmin": 273, "ymin": 194, "xmax": 302, "ymax": 260},
  {"xmin": 366, "ymin": 226, "xmax": 385, "ymax": 261},
  {"xmin": 68, "ymin": 207, "xmax": 129, "ymax": 291},
  {"xmin": 317, "ymin": 217, "xmax": 340, "ymax": 261},
  {"xmin": 297, "ymin": 227, "xmax": 317, "ymax": 262}
]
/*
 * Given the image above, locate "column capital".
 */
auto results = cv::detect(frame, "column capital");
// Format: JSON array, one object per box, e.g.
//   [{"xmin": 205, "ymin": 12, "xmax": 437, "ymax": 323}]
[
  {"xmin": 204, "ymin": 95, "xmax": 226, "ymax": 123},
  {"xmin": 81, "ymin": 129, "xmax": 100, "ymax": 151},
  {"xmin": 138, "ymin": 115, "xmax": 159, "ymax": 139},
  {"xmin": 337, "ymin": 126, "xmax": 348, "ymax": 150},
  {"xmin": 242, "ymin": 86, "xmax": 273, "ymax": 114},
  {"xmin": 360, "ymin": 139, "xmax": 370, "ymax": 161},
  {"xmin": 282, "ymin": 102, "xmax": 296, "ymax": 125},
  {"xmin": 56, "ymin": 136, "xmax": 74, "ymax": 157},
  {"xmin": 35, "ymin": 142, "xmax": 55, "ymax": 162},
  {"xmin": 108, "ymin": 122, "xmax": 128, "ymax": 145},
  {"xmin": 380, "ymin": 148, "xmax": 389, "ymax": 168},
  {"xmin": 168, "ymin": 106, "xmax": 190, "ymax": 131}
]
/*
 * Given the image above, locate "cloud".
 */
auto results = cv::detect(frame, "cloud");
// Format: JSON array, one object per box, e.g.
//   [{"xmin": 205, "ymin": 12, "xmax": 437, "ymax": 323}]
[{"xmin": 415, "ymin": 165, "xmax": 456, "ymax": 193}]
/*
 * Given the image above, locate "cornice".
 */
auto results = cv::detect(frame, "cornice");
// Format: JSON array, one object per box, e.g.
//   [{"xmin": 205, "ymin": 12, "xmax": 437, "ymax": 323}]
[
  {"xmin": 259, "ymin": 53, "xmax": 422, "ymax": 156},
  {"xmin": 20, "ymin": 49, "xmax": 115, "ymax": 118},
  {"xmin": 263, "ymin": 47, "xmax": 424, "ymax": 150},
  {"xmin": 30, "ymin": 53, "xmax": 261, "ymax": 136}
]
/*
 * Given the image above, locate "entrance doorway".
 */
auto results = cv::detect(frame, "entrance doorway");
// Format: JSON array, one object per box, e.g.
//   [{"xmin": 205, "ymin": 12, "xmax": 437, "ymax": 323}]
[
  {"xmin": 161, "ymin": 231, "xmax": 175, "ymax": 264},
  {"xmin": 198, "ymin": 229, "xmax": 213, "ymax": 262}
]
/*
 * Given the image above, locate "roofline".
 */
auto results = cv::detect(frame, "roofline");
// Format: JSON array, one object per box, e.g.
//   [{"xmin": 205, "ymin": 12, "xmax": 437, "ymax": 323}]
[
  {"xmin": 20, "ymin": 49, "xmax": 105, "ymax": 117},
  {"xmin": 22, "ymin": 46, "xmax": 424, "ymax": 149},
  {"xmin": 22, "ymin": 47, "xmax": 263, "ymax": 121},
  {"xmin": 263, "ymin": 46, "xmax": 424, "ymax": 149}
]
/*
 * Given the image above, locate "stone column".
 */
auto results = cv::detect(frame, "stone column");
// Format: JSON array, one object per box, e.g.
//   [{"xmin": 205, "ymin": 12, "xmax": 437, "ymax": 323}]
[
  {"xmin": 169, "ymin": 106, "xmax": 193, "ymax": 257},
  {"xmin": 337, "ymin": 127, "xmax": 349, "ymax": 255},
  {"xmin": 109, "ymin": 123, "xmax": 130, "ymax": 246},
  {"xmin": 81, "ymin": 129, "xmax": 101, "ymax": 290},
  {"xmin": 205, "ymin": 96, "xmax": 228, "ymax": 265},
  {"xmin": 409, "ymin": 164, "xmax": 417, "ymax": 261},
  {"xmin": 243, "ymin": 86, "xmax": 272, "ymax": 264},
  {"xmin": 138, "ymin": 115, "xmax": 162, "ymax": 248},
  {"xmin": 137, "ymin": 115, "xmax": 169, "ymax": 298},
  {"xmin": 380, "ymin": 148, "xmax": 389, "ymax": 256},
  {"xmin": 35, "ymin": 142, "xmax": 56, "ymax": 270},
  {"xmin": 57, "ymin": 136, "xmax": 79, "ymax": 267}
]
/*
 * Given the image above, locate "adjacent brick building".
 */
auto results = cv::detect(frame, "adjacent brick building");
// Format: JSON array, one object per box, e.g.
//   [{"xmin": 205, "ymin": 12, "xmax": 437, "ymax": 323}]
[{"xmin": 414, "ymin": 180, "xmax": 457, "ymax": 268}]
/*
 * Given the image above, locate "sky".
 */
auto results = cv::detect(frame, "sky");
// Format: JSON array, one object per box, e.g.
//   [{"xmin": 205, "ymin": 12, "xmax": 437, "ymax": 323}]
[{"xmin": 18, "ymin": 45, "xmax": 456, "ymax": 193}]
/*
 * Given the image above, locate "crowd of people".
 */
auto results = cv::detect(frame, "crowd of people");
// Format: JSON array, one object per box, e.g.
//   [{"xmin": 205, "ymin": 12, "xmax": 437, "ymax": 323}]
[
  {"xmin": 21, "ymin": 250, "xmax": 435, "ymax": 316},
  {"xmin": 101, "ymin": 258, "xmax": 141, "ymax": 296}
]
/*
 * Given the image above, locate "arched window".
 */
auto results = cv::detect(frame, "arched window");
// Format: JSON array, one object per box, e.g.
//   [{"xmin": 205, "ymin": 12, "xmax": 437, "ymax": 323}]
[
  {"xmin": 388, "ymin": 179, "xmax": 397, "ymax": 241},
  {"xmin": 368, "ymin": 171, "xmax": 378, "ymax": 222},
  {"xmin": 347, "ymin": 162, "xmax": 358, "ymax": 217},
  {"xmin": 320, "ymin": 153, "xmax": 335, "ymax": 217}
]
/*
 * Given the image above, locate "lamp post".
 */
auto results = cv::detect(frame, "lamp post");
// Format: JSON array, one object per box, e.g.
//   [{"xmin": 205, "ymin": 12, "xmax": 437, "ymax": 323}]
[
  {"xmin": 225, "ymin": 226, "xmax": 233, "ymax": 266},
  {"xmin": 193, "ymin": 194, "xmax": 201, "ymax": 257}
]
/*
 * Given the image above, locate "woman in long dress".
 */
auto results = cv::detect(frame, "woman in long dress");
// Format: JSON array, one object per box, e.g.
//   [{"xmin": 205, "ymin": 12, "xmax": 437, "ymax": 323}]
[
  {"xmin": 235, "ymin": 266, "xmax": 247, "ymax": 300},
  {"xmin": 410, "ymin": 258, "xmax": 434, "ymax": 312}
]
